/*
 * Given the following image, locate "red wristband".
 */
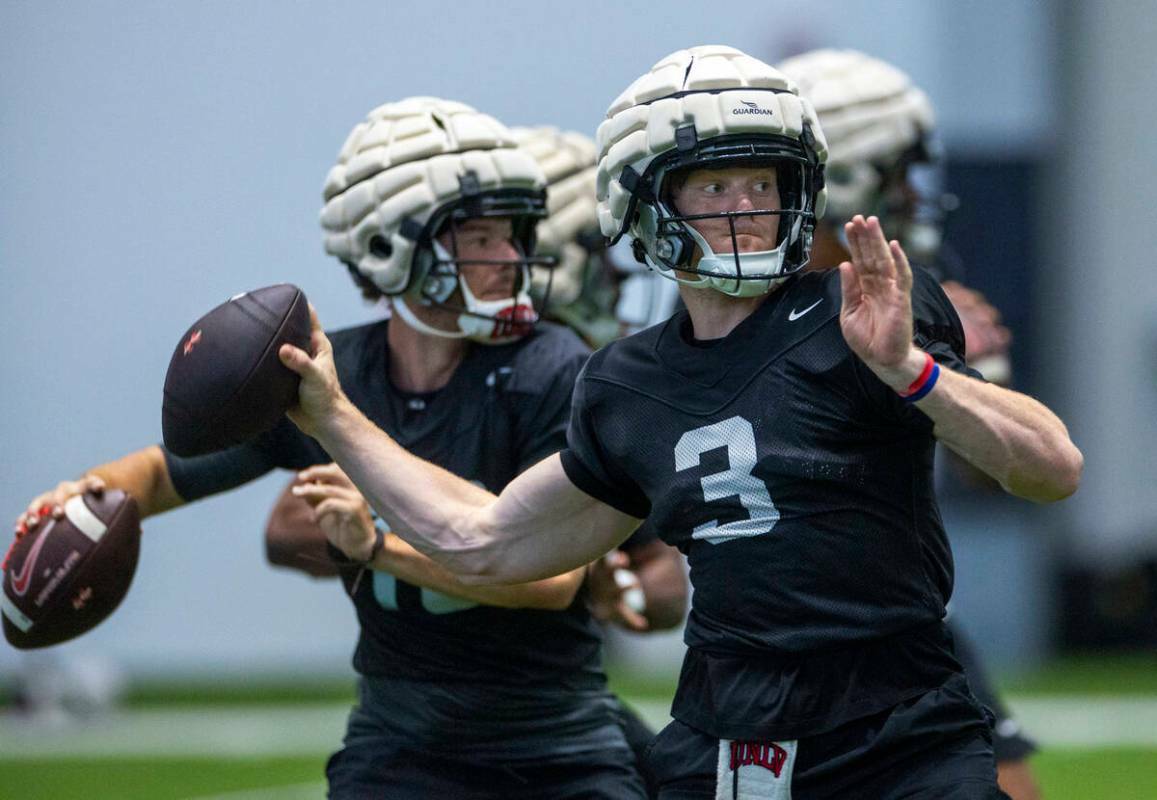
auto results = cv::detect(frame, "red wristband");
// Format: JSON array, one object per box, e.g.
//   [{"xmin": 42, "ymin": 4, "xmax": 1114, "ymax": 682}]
[{"xmin": 899, "ymin": 352, "xmax": 936, "ymax": 398}]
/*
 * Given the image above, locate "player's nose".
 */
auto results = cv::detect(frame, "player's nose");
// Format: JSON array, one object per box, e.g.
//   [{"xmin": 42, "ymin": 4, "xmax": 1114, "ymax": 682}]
[{"xmin": 732, "ymin": 191, "xmax": 756, "ymax": 213}]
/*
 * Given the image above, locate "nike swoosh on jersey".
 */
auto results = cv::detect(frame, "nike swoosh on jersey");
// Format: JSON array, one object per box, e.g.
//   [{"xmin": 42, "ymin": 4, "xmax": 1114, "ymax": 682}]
[
  {"xmin": 787, "ymin": 299, "xmax": 823, "ymax": 321},
  {"xmin": 9, "ymin": 519, "xmax": 54, "ymax": 596}
]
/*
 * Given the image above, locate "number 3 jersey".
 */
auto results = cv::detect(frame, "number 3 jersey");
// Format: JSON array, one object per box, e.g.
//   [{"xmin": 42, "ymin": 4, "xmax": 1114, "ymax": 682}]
[{"xmin": 561, "ymin": 266, "xmax": 982, "ymax": 741}]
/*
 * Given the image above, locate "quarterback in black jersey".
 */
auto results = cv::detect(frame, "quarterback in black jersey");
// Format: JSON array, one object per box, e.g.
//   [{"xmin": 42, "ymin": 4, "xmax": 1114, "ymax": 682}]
[
  {"xmin": 282, "ymin": 47, "xmax": 1082, "ymax": 800},
  {"xmin": 17, "ymin": 98, "xmax": 646, "ymax": 799}
]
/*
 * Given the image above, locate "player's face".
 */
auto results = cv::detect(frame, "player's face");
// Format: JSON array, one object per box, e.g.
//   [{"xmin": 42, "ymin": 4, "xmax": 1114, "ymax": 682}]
[
  {"xmin": 670, "ymin": 166, "xmax": 781, "ymax": 260},
  {"xmin": 438, "ymin": 217, "xmax": 523, "ymax": 300}
]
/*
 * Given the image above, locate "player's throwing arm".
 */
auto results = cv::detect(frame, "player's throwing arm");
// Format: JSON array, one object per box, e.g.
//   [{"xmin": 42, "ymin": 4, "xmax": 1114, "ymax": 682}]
[{"xmin": 279, "ymin": 317, "xmax": 641, "ymax": 583}]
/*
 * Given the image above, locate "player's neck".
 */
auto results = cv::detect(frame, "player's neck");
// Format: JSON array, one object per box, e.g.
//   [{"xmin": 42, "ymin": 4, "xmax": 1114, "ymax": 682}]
[
  {"xmin": 679, "ymin": 284, "xmax": 776, "ymax": 341},
  {"xmin": 386, "ymin": 315, "xmax": 468, "ymax": 394}
]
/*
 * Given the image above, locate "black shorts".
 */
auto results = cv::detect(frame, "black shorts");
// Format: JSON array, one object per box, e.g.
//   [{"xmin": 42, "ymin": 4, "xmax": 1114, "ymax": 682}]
[
  {"xmin": 645, "ymin": 673, "xmax": 1009, "ymax": 800},
  {"xmin": 326, "ymin": 679, "xmax": 647, "ymax": 800},
  {"xmin": 619, "ymin": 699, "xmax": 660, "ymax": 799},
  {"xmin": 326, "ymin": 671, "xmax": 647, "ymax": 796},
  {"xmin": 326, "ymin": 739, "xmax": 646, "ymax": 799}
]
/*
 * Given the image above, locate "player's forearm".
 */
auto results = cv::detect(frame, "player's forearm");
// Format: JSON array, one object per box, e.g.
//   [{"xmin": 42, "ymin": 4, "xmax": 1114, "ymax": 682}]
[
  {"xmin": 880, "ymin": 350, "xmax": 1083, "ymax": 502},
  {"xmin": 374, "ymin": 534, "xmax": 585, "ymax": 610},
  {"xmin": 311, "ymin": 397, "xmax": 509, "ymax": 576},
  {"xmin": 87, "ymin": 446, "xmax": 184, "ymax": 518}
]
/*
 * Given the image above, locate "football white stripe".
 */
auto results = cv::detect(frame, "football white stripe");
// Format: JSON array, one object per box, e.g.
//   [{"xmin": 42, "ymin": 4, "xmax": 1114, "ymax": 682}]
[
  {"xmin": 1, "ymin": 592, "xmax": 34, "ymax": 631},
  {"xmin": 64, "ymin": 495, "xmax": 108, "ymax": 542}
]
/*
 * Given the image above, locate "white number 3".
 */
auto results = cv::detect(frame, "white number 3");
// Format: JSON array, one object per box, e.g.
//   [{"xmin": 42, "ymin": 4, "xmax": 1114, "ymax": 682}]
[{"xmin": 674, "ymin": 415, "xmax": 779, "ymax": 545}]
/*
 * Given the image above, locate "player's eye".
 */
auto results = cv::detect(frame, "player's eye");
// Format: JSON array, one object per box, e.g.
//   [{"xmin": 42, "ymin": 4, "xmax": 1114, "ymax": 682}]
[
  {"xmin": 702, "ymin": 183, "xmax": 723, "ymax": 195},
  {"xmin": 753, "ymin": 181, "xmax": 773, "ymax": 193}
]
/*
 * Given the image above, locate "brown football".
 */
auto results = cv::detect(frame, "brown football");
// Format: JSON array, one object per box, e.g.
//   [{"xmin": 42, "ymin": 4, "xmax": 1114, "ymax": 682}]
[
  {"xmin": 2, "ymin": 489, "xmax": 141, "ymax": 649},
  {"xmin": 161, "ymin": 283, "xmax": 310, "ymax": 457}
]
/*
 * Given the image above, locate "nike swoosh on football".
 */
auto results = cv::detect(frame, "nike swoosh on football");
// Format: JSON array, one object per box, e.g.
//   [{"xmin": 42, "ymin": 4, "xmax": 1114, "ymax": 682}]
[
  {"xmin": 788, "ymin": 299, "xmax": 823, "ymax": 321},
  {"xmin": 10, "ymin": 519, "xmax": 54, "ymax": 597}
]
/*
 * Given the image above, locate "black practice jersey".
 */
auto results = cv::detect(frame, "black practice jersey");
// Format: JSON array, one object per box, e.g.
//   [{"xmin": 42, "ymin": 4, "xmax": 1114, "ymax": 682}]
[
  {"xmin": 165, "ymin": 320, "xmax": 605, "ymax": 693},
  {"xmin": 561, "ymin": 267, "xmax": 981, "ymax": 740}
]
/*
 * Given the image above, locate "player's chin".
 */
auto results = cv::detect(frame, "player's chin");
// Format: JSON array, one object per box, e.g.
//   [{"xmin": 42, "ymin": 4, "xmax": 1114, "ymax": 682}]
[{"xmin": 716, "ymin": 234, "xmax": 775, "ymax": 254}]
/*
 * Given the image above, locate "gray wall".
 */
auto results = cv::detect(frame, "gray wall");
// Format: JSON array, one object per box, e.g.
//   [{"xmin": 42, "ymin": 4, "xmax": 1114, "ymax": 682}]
[
  {"xmin": 3, "ymin": 1, "xmax": 1145, "ymax": 677},
  {"xmin": 1039, "ymin": 1, "xmax": 1157, "ymax": 568}
]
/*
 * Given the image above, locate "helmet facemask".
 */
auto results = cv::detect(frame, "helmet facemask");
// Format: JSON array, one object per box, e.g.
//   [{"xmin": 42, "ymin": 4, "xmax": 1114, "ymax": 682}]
[
  {"xmin": 392, "ymin": 184, "xmax": 558, "ymax": 344},
  {"xmin": 628, "ymin": 133, "xmax": 823, "ymax": 298}
]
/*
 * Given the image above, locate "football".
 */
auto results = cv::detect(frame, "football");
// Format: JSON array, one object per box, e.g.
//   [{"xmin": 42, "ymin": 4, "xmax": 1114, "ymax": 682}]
[
  {"xmin": 2, "ymin": 489, "xmax": 142, "ymax": 649},
  {"xmin": 162, "ymin": 283, "xmax": 311, "ymax": 457}
]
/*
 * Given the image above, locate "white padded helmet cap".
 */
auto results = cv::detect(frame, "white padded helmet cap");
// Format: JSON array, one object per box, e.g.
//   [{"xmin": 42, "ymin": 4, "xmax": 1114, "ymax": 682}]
[
  {"xmin": 777, "ymin": 49, "xmax": 934, "ymax": 224},
  {"xmin": 320, "ymin": 97, "xmax": 546, "ymax": 295},
  {"xmin": 596, "ymin": 46, "xmax": 827, "ymax": 242},
  {"xmin": 511, "ymin": 126, "xmax": 599, "ymax": 306},
  {"xmin": 595, "ymin": 45, "xmax": 828, "ymax": 297}
]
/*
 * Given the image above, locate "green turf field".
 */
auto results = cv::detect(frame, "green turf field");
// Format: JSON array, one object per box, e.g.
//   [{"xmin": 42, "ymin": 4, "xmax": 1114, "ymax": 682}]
[
  {"xmin": 3, "ymin": 749, "xmax": 1156, "ymax": 800},
  {"xmin": 2, "ymin": 655, "xmax": 1155, "ymax": 799},
  {"xmin": 2, "ymin": 757, "xmax": 327, "ymax": 800}
]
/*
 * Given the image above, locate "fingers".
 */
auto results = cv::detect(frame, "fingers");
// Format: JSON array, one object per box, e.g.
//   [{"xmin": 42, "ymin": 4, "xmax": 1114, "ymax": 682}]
[
  {"xmin": 19, "ymin": 476, "xmax": 106, "ymax": 531},
  {"xmin": 614, "ymin": 602, "xmax": 650, "ymax": 632},
  {"xmin": 279, "ymin": 306, "xmax": 330, "ymax": 374},
  {"xmin": 279, "ymin": 343, "xmax": 314, "ymax": 376},
  {"xmin": 306, "ymin": 304, "xmax": 334, "ymax": 360},
  {"xmin": 602, "ymin": 550, "xmax": 630, "ymax": 570},
  {"xmin": 838, "ymin": 261, "xmax": 861, "ymax": 315},
  {"xmin": 297, "ymin": 463, "xmax": 352, "ymax": 487},
  {"xmin": 292, "ymin": 481, "xmax": 359, "ymax": 507},
  {"xmin": 843, "ymin": 216, "xmax": 867, "ymax": 267},
  {"xmin": 889, "ymin": 239, "xmax": 913, "ymax": 294},
  {"xmin": 312, "ymin": 497, "xmax": 360, "ymax": 521}
]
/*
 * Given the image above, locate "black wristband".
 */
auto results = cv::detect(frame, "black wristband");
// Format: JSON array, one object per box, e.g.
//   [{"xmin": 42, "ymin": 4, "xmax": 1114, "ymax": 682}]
[{"xmin": 326, "ymin": 526, "xmax": 385, "ymax": 566}]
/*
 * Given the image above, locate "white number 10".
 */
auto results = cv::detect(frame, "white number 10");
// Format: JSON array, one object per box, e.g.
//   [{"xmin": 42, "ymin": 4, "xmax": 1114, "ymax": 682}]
[{"xmin": 674, "ymin": 415, "xmax": 779, "ymax": 545}]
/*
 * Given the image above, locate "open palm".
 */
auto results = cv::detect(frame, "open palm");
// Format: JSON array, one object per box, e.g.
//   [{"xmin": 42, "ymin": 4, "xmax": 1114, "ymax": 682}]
[{"xmin": 838, "ymin": 215, "xmax": 915, "ymax": 376}]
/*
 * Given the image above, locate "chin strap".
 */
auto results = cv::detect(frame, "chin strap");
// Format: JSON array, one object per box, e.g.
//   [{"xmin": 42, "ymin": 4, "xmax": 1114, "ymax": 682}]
[
  {"xmin": 392, "ymin": 295, "xmax": 470, "ymax": 339},
  {"xmin": 392, "ymin": 261, "xmax": 538, "ymax": 344},
  {"xmin": 651, "ymin": 222, "xmax": 789, "ymax": 298}
]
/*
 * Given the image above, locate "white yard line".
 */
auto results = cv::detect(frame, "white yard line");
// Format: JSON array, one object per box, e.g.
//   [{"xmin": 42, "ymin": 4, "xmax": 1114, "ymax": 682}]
[
  {"xmin": 184, "ymin": 783, "xmax": 327, "ymax": 800},
  {"xmin": 1, "ymin": 696, "xmax": 1156, "ymax": 760},
  {"xmin": 0, "ymin": 704, "xmax": 350, "ymax": 758}
]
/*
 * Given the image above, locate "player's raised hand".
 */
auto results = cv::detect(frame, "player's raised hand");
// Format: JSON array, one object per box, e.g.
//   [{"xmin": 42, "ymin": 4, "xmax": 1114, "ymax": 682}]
[
  {"xmin": 279, "ymin": 304, "xmax": 348, "ymax": 438},
  {"xmin": 838, "ymin": 215, "xmax": 924, "ymax": 390}
]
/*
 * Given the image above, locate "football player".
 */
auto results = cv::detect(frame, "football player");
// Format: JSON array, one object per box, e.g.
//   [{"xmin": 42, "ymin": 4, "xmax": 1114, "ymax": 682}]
[
  {"xmin": 777, "ymin": 49, "xmax": 1041, "ymax": 800},
  {"xmin": 281, "ymin": 46, "xmax": 1082, "ymax": 799},
  {"xmin": 17, "ymin": 98, "xmax": 646, "ymax": 799},
  {"xmin": 264, "ymin": 122, "xmax": 685, "ymax": 799}
]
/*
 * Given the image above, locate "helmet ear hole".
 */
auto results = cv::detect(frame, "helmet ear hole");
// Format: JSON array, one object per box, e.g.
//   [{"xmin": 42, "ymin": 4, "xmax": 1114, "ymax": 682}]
[{"xmin": 369, "ymin": 235, "xmax": 393, "ymax": 259}]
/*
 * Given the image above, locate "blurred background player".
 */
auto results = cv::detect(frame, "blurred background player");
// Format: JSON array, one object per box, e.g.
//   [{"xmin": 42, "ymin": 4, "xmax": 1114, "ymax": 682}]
[
  {"xmin": 776, "ymin": 48, "xmax": 1041, "ymax": 800},
  {"xmin": 266, "ymin": 122, "xmax": 688, "ymax": 799},
  {"xmin": 15, "ymin": 97, "xmax": 646, "ymax": 799}
]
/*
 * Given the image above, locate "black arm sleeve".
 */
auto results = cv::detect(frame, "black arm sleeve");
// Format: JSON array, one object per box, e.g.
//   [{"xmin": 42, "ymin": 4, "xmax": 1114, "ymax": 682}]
[{"xmin": 163, "ymin": 417, "xmax": 324, "ymax": 502}]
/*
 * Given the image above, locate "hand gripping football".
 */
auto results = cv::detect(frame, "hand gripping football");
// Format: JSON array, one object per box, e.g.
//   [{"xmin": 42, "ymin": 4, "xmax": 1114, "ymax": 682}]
[
  {"xmin": 162, "ymin": 283, "xmax": 310, "ymax": 457},
  {"xmin": 2, "ymin": 490, "xmax": 142, "ymax": 649}
]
